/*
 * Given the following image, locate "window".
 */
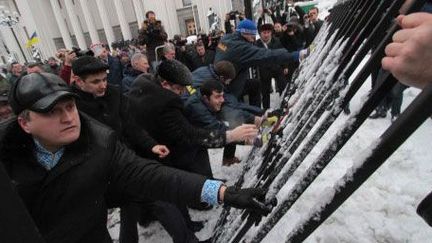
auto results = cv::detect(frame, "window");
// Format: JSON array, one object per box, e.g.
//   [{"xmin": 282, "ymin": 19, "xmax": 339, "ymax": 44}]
[{"xmin": 183, "ymin": 0, "xmax": 192, "ymax": 6}]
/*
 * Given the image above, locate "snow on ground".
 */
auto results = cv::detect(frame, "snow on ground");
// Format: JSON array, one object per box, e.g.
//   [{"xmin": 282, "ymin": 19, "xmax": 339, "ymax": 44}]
[
  {"xmin": 107, "ymin": 1, "xmax": 432, "ymax": 242},
  {"xmin": 259, "ymin": 80, "xmax": 432, "ymax": 243},
  {"xmin": 108, "ymin": 82, "xmax": 432, "ymax": 243}
]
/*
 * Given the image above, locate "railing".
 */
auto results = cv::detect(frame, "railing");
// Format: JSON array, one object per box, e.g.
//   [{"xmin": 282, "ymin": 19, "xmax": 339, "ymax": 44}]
[{"xmin": 212, "ymin": 0, "xmax": 432, "ymax": 242}]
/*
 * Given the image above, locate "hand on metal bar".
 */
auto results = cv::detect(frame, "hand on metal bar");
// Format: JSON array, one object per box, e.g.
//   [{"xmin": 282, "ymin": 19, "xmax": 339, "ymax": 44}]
[{"xmin": 382, "ymin": 13, "xmax": 432, "ymax": 89}]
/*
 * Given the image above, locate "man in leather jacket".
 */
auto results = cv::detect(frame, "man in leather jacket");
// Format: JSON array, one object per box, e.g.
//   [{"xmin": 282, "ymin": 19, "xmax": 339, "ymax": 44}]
[{"xmin": 0, "ymin": 72, "xmax": 273, "ymax": 243}]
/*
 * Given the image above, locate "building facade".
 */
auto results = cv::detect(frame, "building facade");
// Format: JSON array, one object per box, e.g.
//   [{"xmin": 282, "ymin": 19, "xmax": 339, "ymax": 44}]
[{"xmin": 0, "ymin": 0, "xmax": 240, "ymax": 64}]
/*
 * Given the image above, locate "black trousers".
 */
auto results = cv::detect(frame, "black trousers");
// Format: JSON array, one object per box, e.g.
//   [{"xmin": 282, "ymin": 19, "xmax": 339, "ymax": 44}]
[
  {"xmin": 373, "ymin": 69, "xmax": 408, "ymax": 116},
  {"xmin": 223, "ymin": 143, "xmax": 236, "ymax": 159},
  {"xmin": 259, "ymin": 68, "xmax": 287, "ymax": 109},
  {"xmin": 242, "ymin": 78, "xmax": 262, "ymax": 107},
  {"xmin": 119, "ymin": 201, "xmax": 199, "ymax": 243}
]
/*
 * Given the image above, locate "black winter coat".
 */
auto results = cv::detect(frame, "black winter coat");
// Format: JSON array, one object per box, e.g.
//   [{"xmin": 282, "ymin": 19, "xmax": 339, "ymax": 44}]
[
  {"xmin": 256, "ymin": 37, "xmax": 286, "ymax": 73},
  {"xmin": 191, "ymin": 50, "xmax": 216, "ymax": 71},
  {"xmin": 0, "ymin": 114, "xmax": 206, "ymax": 243},
  {"xmin": 72, "ymin": 85, "xmax": 123, "ymax": 135},
  {"xmin": 127, "ymin": 75, "xmax": 226, "ymax": 168},
  {"xmin": 72, "ymin": 84, "xmax": 157, "ymax": 156}
]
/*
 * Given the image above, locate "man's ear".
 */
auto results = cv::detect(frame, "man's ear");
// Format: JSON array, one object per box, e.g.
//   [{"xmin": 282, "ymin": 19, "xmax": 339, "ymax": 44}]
[
  {"xmin": 160, "ymin": 80, "xmax": 170, "ymax": 89},
  {"xmin": 202, "ymin": 94, "xmax": 211, "ymax": 105},
  {"xmin": 17, "ymin": 116, "xmax": 31, "ymax": 134},
  {"xmin": 74, "ymin": 75, "xmax": 85, "ymax": 88}
]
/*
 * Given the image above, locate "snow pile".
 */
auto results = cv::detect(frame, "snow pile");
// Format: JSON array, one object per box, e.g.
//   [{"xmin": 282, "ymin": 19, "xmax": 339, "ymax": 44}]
[{"xmin": 107, "ymin": 1, "xmax": 432, "ymax": 242}]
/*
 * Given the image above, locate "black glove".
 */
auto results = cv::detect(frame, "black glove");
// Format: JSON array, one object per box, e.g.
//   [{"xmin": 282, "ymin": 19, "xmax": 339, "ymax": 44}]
[{"xmin": 223, "ymin": 186, "xmax": 276, "ymax": 216}]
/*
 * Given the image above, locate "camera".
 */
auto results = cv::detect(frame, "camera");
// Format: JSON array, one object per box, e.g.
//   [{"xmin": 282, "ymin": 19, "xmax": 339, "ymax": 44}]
[
  {"xmin": 228, "ymin": 10, "xmax": 241, "ymax": 20},
  {"xmin": 176, "ymin": 39, "xmax": 188, "ymax": 46},
  {"xmin": 144, "ymin": 20, "xmax": 162, "ymax": 34},
  {"xmin": 72, "ymin": 47, "xmax": 94, "ymax": 57},
  {"xmin": 286, "ymin": 23, "xmax": 295, "ymax": 32}
]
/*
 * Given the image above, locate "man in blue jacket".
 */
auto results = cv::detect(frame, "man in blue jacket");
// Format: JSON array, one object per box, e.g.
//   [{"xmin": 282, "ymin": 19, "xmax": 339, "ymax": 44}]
[
  {"xmin": 214, "ymin": 19, "xmax": 304, "ymax": 101},
  {"xmin": 185, "ymin": 80, "xmax": 262, "ymax": 166},
  {"xmin": 190, "ymin": 61, "xmax": 264, "ymax": 165}
]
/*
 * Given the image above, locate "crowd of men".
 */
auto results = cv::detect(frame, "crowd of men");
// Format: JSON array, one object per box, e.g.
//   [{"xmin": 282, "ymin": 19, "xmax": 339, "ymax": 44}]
[{"xmin": 0, "ymin": 0, "xmax": 432, "ymax": 242}]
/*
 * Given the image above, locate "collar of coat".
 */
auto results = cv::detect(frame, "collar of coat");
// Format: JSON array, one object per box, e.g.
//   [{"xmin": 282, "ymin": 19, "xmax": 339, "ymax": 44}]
[{"xmin": 0, "ymin": 114, "xmax": 91, "ymax": 172}]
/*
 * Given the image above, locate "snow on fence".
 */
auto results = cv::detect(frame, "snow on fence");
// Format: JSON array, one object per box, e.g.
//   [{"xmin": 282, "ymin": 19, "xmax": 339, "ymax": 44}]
[{"xmin": 212, "ymin": 0, "xmax": 432, "ymax": 242}]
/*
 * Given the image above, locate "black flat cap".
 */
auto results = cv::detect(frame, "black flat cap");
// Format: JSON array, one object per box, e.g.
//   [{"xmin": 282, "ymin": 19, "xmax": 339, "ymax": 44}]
[
  {"xmin": 72, "ymin": 56, "xmax": 109, "ymax": 77},
  {"xmin": 157, "ymin": 59, "xmax": 192, "ymax": 86},
  {"xmin": 9, "ymin": 73, "xmax": 78, "ymax": 114}
]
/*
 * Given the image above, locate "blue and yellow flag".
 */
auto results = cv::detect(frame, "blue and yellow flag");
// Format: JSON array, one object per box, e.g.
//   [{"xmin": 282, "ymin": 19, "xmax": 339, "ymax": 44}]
[{"xmin": 26, "ymin": 32, "xmax": 40, "ymax": 48}]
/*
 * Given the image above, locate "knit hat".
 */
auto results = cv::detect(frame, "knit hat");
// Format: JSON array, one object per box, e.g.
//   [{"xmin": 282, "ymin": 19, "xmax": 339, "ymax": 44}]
[
  {"xmin": 157, "ymin": 59, "xmax": 192, "ymax": 86},
  {"xmin": 236, "ymin": 19, "xmax": 258, "ymax": 35}
]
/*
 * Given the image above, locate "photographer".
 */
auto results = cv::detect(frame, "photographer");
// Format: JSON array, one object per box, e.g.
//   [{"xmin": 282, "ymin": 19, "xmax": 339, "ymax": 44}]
[
  {"xmin": 137, "ymin": 11, "xmax": 168, "ymax": 65},
  {"xmin": 303, "ymin": 7, "xmax": 324, "ymax": 47},
  {"xmin": 57, "ymin": 47, "xmax": 96, "ymax": 85},
  {"xmin": 57, "ymin": 49, "xmax": 77, "ymax": 85},
  {"xmin": 224, "ymin": 10, "xmax": 244, "ymax": 34},
  {"xmin": 279, "ymin": 19, "xmax": 304, "ymax": 86}
]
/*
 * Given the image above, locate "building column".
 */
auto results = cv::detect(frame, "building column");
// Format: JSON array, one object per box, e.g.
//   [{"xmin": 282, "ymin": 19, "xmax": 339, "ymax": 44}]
[
  {"xmin": 64, "ymin": 0, "xmax": 87, "ymax": 49},
  {"xmin": 112, "ymin": 0, "xmax": 132, "ymax": 40},
  {"xmin": 78, "ymin": 0, "xmax": 100, "ymax": 44},
  {"xmin": 0, "ymin": 27, "xmax": 25, "ymax": 63},
  {"xmin": 163, "ymin": 0, "xmax": 180, "ymax": 38},
  {"xmin": 49, "ymin": 0, "xmax": 73, "ymax": 49},
  {"xmin": 95, "ymin": 0, "xmax": 115, "ymax": 46},
  {"xmin": 132, "ymin": 0, "xmax": 145, "ymax": 29}
]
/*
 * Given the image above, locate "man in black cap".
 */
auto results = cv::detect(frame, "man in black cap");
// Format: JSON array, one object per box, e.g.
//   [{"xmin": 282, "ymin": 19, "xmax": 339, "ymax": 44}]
[
  {"xmin": 0, "ymin": 72, "xmax": 273, "ymax": 243},
  {"xmin": 127, "ymin": 59, "xmax": 259, "ymax": 175},
  {"xmin": 215, "ymin": 19, "xmax": 307, "ymax": 108},
  {"xmin": 127, "ymin": 59, "xmax": 260, "ymax": 226},
  {"xmin": 71, "ymin": 55, "xmax": 168, "ymax": 158},
  {"xmin": 71, "ymin": 56, "xmax": 185, "ymax": 243}
]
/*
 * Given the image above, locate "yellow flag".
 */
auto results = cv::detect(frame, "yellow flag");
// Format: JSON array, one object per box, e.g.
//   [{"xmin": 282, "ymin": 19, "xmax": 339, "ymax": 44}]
[{"xmin": 26, "ymin": 32, "xmax": 40, "ymax": 48}]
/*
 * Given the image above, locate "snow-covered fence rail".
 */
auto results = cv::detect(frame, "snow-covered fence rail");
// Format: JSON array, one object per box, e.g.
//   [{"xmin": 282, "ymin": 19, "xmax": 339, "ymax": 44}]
[{"xmin": 213, "ymin": 0, "xmax": 431, "ymax": 242}]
